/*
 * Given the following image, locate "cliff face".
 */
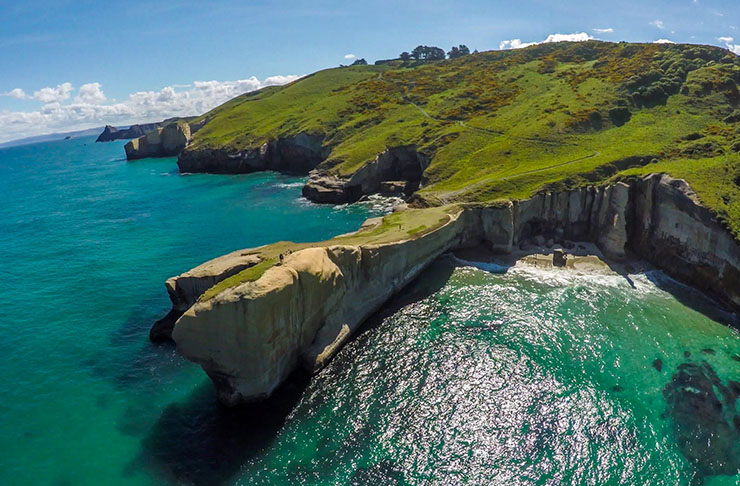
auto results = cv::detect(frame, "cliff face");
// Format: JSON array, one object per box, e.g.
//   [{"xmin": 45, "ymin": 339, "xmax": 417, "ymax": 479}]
[
  {"xmin": 178, "ymin": 133, "xmax": 327, "ymax": 174},
  {"xmin": 149, "ymin": 249, "xmax": 264, "ymax": 342},
  {"xmin": 177, "ymin": 141, "xmax": 430, "ymax": 203},
  {"xmin": 302, "ymin": 146, "xmax": 430, "ymax": 203},
  {"xmin": 125, "ymin": 122, "xmax": 191, "ymax": 160},
  {"xmin": 160, "ymin": 173, "xmax": 740, "ymax": 405},
  {"xmin": 172, "ymin": 210, "xmax": 473, "ymax": 405}
]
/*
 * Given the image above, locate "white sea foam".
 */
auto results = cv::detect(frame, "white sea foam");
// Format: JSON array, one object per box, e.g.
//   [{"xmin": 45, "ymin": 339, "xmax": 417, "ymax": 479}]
[
  {"xmin": 274, "ymin": 181, "xmax": 305, "ymax": 189},
  {"xmin": 449, "ymin": 255, "xmax": 510, "ymax": 274},
  {"xmin": 351, "ymin": 194, "xmax": 405, "ymax": 213}
]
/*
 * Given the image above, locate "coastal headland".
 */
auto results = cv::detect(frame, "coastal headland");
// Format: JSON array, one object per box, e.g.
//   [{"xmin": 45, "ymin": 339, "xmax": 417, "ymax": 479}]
[{"xmin": 126, "ymin": 41, "xmax": 740, "ymax": 404}]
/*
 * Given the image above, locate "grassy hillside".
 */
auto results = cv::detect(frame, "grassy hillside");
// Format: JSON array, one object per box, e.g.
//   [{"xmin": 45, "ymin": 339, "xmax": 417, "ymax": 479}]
[{"xmin": 188, "ymin": 41, "xmax": 740, "ymax": 236}]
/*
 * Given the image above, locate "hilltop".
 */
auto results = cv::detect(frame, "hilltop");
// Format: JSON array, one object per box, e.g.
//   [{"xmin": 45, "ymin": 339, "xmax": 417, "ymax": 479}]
[{"xmin": 176, "ymin": 41, "xmax": 740, "ymax": 236}]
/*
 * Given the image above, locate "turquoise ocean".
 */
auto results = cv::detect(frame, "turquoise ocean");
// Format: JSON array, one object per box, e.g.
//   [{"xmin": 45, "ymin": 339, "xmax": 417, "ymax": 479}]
[{"xmin": 0, "ymin": 136, "xmax": 738, "ymax": 485}]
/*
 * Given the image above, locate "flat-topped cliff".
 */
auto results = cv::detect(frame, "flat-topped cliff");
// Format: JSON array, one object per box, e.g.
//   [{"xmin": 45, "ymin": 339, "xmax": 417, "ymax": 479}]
[
  {"xmin": 125, "ymin": 121, "xmax": 192, "ymax": 160},
  {"xmin": 157, "ymin": 173, "xmax": 740, "ymax": 405}
]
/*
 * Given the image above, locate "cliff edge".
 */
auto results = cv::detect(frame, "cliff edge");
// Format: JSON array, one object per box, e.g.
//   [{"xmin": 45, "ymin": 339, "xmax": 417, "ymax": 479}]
[{"xmin": 159, "ymin": 173, "xmax": 740, "ymax": 405}]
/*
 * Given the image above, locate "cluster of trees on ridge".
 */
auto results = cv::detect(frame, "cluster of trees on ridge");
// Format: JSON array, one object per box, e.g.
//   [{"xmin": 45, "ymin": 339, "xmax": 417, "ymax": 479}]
[
  {"xmin": 399, "ymin": 44, "xmax": 473, "ymax": 61},
  {"xmin": 344, "ymin": 44, "xmax": 476, "ymax": 67}
]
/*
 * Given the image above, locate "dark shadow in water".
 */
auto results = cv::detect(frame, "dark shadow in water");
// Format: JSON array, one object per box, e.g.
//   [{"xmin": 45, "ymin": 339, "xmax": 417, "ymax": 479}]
[
  {"xmin": 83, "ymin": 296, "xmax": 185, "ymax": 392},
  {"xmin": 134, "ymin": 372, "xmax": 310, "ymax": 486},
  {"xmin": 352, "ymin": 258, "xmax": 456, "ymax": 338},
  {"xmin": 663, "ymin": 360, "xmax": 740, "ymax": 481},
  {"xmin": 135, "ymin": 261, "xmax": 455, "ymax": 486},
  {"xmin": 644, "ymin": 270, "xmax": 740, "ymax": 332}
]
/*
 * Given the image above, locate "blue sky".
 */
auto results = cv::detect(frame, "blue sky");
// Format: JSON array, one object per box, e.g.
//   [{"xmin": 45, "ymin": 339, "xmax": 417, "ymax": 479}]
[{"xmin": 0, "ymin": 0, "xmax": 738, "ymax": 142}]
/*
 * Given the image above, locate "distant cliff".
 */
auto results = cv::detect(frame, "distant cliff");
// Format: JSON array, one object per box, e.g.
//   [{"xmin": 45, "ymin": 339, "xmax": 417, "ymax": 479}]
[
  {"xmin": 124, "ymin": 121, "xmax": 192, "ymax": 160},
  {"xmin": 96, "ymin": 116, "xmax": 197, "ymax": 143},
  {"xmin": 95, "ymin": 123, "xmax": 161, "ymax": 142}
]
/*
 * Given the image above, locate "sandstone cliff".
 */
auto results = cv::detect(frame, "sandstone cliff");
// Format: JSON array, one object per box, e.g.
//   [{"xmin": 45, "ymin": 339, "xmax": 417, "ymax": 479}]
[
  {"xmin": 173, "ymin": 209, "xmax": 471, "ymax": 404},
  {"xmin": 156, "ymin": 173, "xmax": 740, "ymax": 405},
  {"xmin": 125, "ymin": 122, "xmax": 192, "ymax": 160}
]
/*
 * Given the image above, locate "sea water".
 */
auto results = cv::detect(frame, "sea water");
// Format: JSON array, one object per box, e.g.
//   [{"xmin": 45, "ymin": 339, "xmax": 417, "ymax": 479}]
[{"xmin": 0, "ymin": 137, "xmax": 738, "ymax": 485}]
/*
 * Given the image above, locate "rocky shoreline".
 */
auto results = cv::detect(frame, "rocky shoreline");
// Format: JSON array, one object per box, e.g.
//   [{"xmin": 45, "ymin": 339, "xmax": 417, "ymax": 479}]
[
  {"xmin": 168, "ymin": 134, "xmax": 430, "ymax": 204},
  {"xmin": 153, "ymin": 173, "xmax": 740, "ymax": 405}
]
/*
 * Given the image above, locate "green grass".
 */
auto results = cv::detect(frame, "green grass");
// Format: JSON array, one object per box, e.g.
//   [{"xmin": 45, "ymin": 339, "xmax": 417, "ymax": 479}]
[
  {"xmin": 188, "ymin": 41, "xmax": 740, "ymax": 237},
  {"xmin": 199, "ymin": 258, "xmax": 277, "ymax": 302}
]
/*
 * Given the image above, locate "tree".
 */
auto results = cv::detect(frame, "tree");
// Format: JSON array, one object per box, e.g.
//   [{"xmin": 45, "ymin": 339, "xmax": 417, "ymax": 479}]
[
  {"xmin": 351, "ymin": 58, "xmax": 368, "ymax": 66},
  {"xmin": 411, "ymin": 45, "xmax": 446, "ymax": 61},
  {"xmin": 400, "ymin": 51, "xmax": 411, "ymax": 61},
  {"xmin": 428, "ymin": 46, "xmax": 446, "ymax": 60},
  {"xmin": 448, "ymin": 44, "xmax": 471, "ymax": 59}
]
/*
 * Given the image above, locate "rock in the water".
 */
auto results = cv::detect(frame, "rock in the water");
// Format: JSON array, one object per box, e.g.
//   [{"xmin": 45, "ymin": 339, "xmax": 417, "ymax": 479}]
[
  {"xmin": 653, "ymin": 358, "xmax": 663, "ymax": 372},
  {"xmin": 553, "ymin": 249, "xmax": 567, "ymax": 267},
  {"xmin": 663, "ymin": 361, "xmax": 740, "ymax": 477}
]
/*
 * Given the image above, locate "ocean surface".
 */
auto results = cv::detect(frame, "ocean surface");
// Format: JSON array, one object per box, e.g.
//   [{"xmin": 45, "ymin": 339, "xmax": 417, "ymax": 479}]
[{"xmin": 0, "ymin": 136, "xmax": 738, "ymax": 485}]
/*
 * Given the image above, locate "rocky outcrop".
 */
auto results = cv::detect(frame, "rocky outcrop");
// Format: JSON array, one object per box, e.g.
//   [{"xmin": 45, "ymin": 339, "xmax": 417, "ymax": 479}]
[
  {"xmin": 157, "ymin": 173, "xmax": 740, "ymax": 405},
  {"xmin": 96, "ymin": 123, "xmax": 160, "ymax": 142},
  {"xmin": 177, "ymin": 133, "xmax": 327, "ymax": 174},
  {"xmin": 172, "ymin": 209, "xmax": 473, "ymax": 404},
  {"xmin": 629, "ymin": 175, "xmax": 740, "ymax": 310},
  {"xmin": 302, "ymin": 146, "xmax": 429, "ymax": 203},
  {"xmin": 125, "ymin": 122, "xmax": 191, "ymax": 160},
  {"xmin": 149, "ymin": 249, "xmax": 264, "ymax": 342}
]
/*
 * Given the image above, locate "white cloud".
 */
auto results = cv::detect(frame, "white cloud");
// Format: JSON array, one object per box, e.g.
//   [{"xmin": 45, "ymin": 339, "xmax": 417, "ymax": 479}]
[
  {"xmin": 593, "ymin": 28, "xmax": 614, "ymax": 33},
  {"xmin": 650, "ymin": 19, "xmax": 666, "ymax": 30},
  {"xmin": 2, "ymin": 88, "xmax": 28, "ymax": 99},
  {"xmin": 344, "ymin": 53, "xmax": 356, "ymax": 60},
  {"xmin": 654, "ymin": 39, "xmax": 676, "ymax": 44},
  {"xmin": 0, "ymin": 75, "xmax": 302, "ymax": 143},
  {"xmin": 718, "ymin": 36, "xmax": 740, "ymax": 54},
  {"xmin": 263, "ymin": 75, "xmax": 300, "ymax": 86},
  {"xmin": 500, "ymin": 32, "xmax": 593, "ymax": 50},
  {"xmin": 75, "ymin": 83, "xmax": 106, "ymax": 104},
  {"xmin": 33, "ymin": 82, "xmax": 73, "ymax": 103}
]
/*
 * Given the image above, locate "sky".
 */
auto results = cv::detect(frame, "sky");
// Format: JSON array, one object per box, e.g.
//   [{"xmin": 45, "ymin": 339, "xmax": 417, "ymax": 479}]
[{"xmin": 0, "ymin": 0, "xmax": 738, "ymax": 143}]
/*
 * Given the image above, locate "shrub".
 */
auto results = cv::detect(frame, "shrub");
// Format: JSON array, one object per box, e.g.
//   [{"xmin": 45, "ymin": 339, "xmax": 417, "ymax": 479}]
[{"xmin": 609, "ymin": 107, "xmax": 631, "ymax": 126}]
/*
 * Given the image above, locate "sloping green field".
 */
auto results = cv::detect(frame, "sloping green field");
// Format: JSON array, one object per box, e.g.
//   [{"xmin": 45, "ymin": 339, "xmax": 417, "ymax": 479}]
[{"xmin": 188, "ymin": 41, "xmax": 740, "ymax": 236}]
